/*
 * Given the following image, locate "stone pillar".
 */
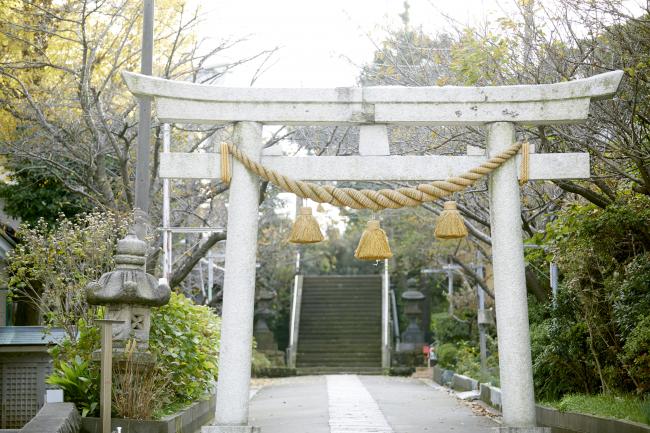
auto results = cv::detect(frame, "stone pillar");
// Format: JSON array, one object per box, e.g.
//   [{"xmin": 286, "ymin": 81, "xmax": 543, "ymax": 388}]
[
  {"xmin": 209, "ymin": 122, "xmax": 263, "ymax": 432},
  {"xmin": 487, "ymin": 122, "xmax": 537, "ymax": 428}
]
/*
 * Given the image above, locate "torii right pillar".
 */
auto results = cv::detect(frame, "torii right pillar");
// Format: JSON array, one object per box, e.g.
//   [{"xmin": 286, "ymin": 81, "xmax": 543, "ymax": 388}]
[{"xmin": 487, "ymin": 122, "xmax": 541, "ymax": 432}]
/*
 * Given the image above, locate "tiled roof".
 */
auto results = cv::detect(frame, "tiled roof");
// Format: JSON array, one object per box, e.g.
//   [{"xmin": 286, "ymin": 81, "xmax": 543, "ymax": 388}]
[{"xmin": 0, "ymin": 326, "xmax": 66, "ymax": 346}]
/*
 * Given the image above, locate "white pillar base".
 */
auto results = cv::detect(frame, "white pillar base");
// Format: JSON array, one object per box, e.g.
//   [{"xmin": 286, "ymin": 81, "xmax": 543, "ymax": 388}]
[
  {"xmin": 494, "ymin": 428, "xmax": 551, "ymax": 433},
  {"xmin": 202, "ymin": 426, "xmax": 261, "ymax": 433}
]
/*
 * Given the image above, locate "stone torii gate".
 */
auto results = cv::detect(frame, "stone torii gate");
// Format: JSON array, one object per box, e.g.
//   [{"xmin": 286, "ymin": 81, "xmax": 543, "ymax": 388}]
[{"xmin": 123, "ymin": 70, "xmax": 622, "ymax": 433}]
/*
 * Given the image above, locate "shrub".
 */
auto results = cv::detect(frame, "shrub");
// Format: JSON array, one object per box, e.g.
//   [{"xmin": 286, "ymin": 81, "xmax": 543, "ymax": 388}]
[
  {"xmin": 49, "ymin": 292, "xmax": 222, "ymax": 417},
  {"xmin": 431, "ymin": 313, "xmax": 472, "ymax": 344},
  {"xmin": 455, "ymin": 342, "xmax": 480, "ymax": 379},
  {"xmin": 149, "ymin": 291, "xmax": 221, "ymax": 404},
  {"xmin": 7, "ymin": 212, "xmax": 126, "ymax": 337},
  {"xmin": 621, "ymin": 315, "xmax": 650, "ymax": 394},
  {"xmin": 47, "ymin": 355, "xmax": 99, "ymax": 417},
  {"xmin": 529, "ymin": 195, "xmax": 650, "ymax": 398},
  {"xmin": 436, "ymin": 343, "xmax": 458, "ymax": 369},
  {"xmin": 47, "ymin": 318, "xmax": 101, "ymax": 416}
]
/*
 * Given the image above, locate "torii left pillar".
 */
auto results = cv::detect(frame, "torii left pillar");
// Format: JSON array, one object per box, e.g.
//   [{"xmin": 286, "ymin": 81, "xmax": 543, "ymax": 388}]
[{"xmin": 206, "ymin": 122, "xmax": 263, "ymax": 433}]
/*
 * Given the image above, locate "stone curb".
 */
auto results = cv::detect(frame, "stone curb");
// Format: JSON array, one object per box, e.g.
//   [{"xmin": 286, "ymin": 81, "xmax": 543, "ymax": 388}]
[
  {"xmin": 432, "ymin": 366, "xmax": 650, "ymax": 433},
  {"xmin": 81, "ymin": 393, "xmax": 216, "ymax": 433},
  {"xmin": 20, "ymin": 403, "xmax": 80, "ymax": 433}
]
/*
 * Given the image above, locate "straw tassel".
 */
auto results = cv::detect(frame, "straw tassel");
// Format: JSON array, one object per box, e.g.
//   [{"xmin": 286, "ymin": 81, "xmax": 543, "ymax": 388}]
[
  {"xmin": 355, "ymin": 220, "xmax": 393, "ymax": 260},
  {"xmin": 434, "ymin": 201, "xmax": 468, "ymax": 240},
  {"xmin": 289, "ymin": 207, "xmax": 324, "ymax": 244}
]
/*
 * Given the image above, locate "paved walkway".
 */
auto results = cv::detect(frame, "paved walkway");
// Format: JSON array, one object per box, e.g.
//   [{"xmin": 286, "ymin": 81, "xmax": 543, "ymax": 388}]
[{"xmin": 249, "ymin": 375, "xmax": 498, "ymax": 433}]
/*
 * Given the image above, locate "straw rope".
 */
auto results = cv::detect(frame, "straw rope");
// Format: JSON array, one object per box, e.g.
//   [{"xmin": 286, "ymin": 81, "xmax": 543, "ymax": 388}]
[
  {"xmin": 221, "ymin": 141, "xmax": 523, "ymax": 211},
  {"xmin": 519, "ymin": 141, "xmax": 530, "ymax": 185},
  {"xmin": 220, "ymin": 142, "xmax": 232, "ymax": 184}
]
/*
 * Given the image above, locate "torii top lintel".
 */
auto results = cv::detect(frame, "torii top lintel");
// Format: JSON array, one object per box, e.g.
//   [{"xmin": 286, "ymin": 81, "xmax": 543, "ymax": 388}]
[{"xmin": 122, "ymin": 70, "xmax": 623, "ymax": 126}]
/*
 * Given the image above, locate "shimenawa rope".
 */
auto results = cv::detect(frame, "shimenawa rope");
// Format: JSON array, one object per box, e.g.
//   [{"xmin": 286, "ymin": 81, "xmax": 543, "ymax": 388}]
[
  {"xmin": 220, "ymin": 141, "xmax": 525, "ymax": 211},
  {"xmin": 519, "ymin": 141, "xmax": 530, "ymax": 185}
]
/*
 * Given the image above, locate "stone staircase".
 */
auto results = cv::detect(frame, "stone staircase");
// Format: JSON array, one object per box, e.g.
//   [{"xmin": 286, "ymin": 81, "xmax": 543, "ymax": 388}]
[{"xmin": 296, "ymin": 275, "xmax": 383, "ymax": 375}]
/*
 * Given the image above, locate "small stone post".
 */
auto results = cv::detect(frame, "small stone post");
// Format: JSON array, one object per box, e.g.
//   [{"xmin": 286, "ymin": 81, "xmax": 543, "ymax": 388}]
[{"xmin": 487, "ymin": 122, "xmax": 537, "ymax": 429}]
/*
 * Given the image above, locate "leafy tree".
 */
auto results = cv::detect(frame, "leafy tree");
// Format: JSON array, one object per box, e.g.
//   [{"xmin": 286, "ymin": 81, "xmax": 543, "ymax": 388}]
[
  {"xmin": 0, "ymin": 0, "xmax": 276, "ymax": 288},
  {"xmin": 0, "ymin": 161, "xmax": 91, "ymax": 225}
]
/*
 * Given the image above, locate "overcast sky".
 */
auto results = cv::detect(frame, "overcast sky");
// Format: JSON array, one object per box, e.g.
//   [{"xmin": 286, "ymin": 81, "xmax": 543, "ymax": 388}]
[{"xmin": 191, "ymin": 0, "xmax": 511, "ymax": 88}]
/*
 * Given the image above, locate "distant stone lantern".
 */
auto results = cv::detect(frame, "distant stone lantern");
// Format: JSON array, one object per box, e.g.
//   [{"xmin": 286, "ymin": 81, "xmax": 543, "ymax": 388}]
[
  {"xmin": 400, "ymin": 278, "xmax": 425, "ymax": 349},
  {"xmin": 253, "ymin": 287, "xmax": 285, "ymax": 366},
  {"xmin": 253, "ymin": 287, "xmax": 276, "ymax": 352},
  {"xmin": 86, "ymin": 231, "xmax": 170, "ymax": 358}
]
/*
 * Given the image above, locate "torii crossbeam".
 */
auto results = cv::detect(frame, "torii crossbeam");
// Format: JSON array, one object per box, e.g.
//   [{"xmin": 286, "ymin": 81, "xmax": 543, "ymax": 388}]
[{"xmin": 124, "ymin": 70, "xmax": 623, "ymax": 433}]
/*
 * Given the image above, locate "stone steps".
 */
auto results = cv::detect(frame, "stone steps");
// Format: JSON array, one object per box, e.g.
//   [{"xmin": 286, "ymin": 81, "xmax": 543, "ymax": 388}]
[
  {"xmin": 296, "ymin": 366, "xmax": 383, "ymax": 375},
  {"xmin": 296, "ymin": 274, "xmax": 382, "ymax": 373}
]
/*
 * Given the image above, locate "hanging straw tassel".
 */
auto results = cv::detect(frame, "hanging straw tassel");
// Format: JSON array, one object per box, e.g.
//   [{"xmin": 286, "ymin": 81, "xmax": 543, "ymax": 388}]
[
  {"xmin": 355, "ymin": 220, "xmax": 392, "ymax": 260},
  {"xmin": 289, "ymin": 207, "xmax": 324, "ymax": 244},
  {"xmin": 434, "ymin": 201, "xmax": 468, "ymax": 240}
]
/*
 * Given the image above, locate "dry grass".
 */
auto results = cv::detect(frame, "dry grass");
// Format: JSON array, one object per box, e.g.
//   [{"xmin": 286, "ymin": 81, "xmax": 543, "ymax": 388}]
[{"xmin": 112, "ymin": 340, "xmax": 169, "ymax": 419}]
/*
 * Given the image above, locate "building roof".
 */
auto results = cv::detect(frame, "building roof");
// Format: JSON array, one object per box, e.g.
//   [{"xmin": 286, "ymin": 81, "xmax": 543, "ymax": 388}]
[{"xmin": 0, "ymin": 326, "xmax": 66, "ymax": 346}]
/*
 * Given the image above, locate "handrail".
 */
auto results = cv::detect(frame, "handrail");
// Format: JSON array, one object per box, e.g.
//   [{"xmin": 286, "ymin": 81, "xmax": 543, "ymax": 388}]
[
  {"xmin": 287, "ymin": 274, "xmax": 303, "ymax": 368},
  {"xmin": 390, "ymin": 289, "xmax": 400, "ymax": 347}
]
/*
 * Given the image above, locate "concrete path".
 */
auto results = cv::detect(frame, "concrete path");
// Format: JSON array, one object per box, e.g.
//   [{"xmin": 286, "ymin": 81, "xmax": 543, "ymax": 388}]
[{"xmin": 249, "ymin": 375, "xmax": 498, "ymax": 433}]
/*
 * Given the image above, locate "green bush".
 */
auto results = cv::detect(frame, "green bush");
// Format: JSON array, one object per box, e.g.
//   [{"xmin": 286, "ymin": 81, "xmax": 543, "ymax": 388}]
[
  {"xmin": 529, "ymin": 194, "xmax": 650, "ymax": 398},
  {"xmin": 621, "ymin": 315, "xmax": 650, "ymax": 394},
  {"xmin": 531, "ymin": 291, "xmax": 600, "ymax": 400},
  {"xmin": 47, "ymin": 318, "xmax": 101, "ymax": 416},
  {"xmin": 149, "ymin": 292, "xmax": 221, "ymax": 404},
  {"xmin": 47, "ymin": 355, "xmax": 99, "ymax": 417},
  {"xmin": 49, "ymin": 293, "xmax": 222, "ymax": 417},
  {"xmin": 431, "ymin": 313, "xmax": 472, "ymax": 344},
  {"xmin": 7, "ymin": 212, "xmax": 126, "ymax": 334},
  {"xmin": 455, "ymin": 342, "xmax": 480, "ymax": 379},
  {"xmin": 436, "ymin": 343, "xmax": 458, "ymax": 369}
]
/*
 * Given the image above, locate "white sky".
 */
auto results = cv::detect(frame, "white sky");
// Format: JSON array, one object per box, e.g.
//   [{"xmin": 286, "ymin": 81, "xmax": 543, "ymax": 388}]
[
  {"xmin": 192, "ymin": 0, "xmax": 510, "ymax": 88},
  {"xmin": 183, "ymin": 0, "xmax": 642, "ymax": 228},
  {"xmin": 189, "ymin": 0, "xmax": 512, "ymax": 227}
]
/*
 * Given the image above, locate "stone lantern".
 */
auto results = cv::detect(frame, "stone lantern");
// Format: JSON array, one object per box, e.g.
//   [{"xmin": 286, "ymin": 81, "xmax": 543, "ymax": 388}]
[
  {"xmin": 253, "ymin": 287, "xmax": 284, "ymax": 366},
  {"xmin": 399, "ymin": 278, "xmax": 425, "ymax": 350},
  {"xmin": 254, "ymin": 287, "xmax": 276, "ymax": 352},
  {"xmin": 86, "ymin": 231, "xmax": 170, "ymax": 358}
]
